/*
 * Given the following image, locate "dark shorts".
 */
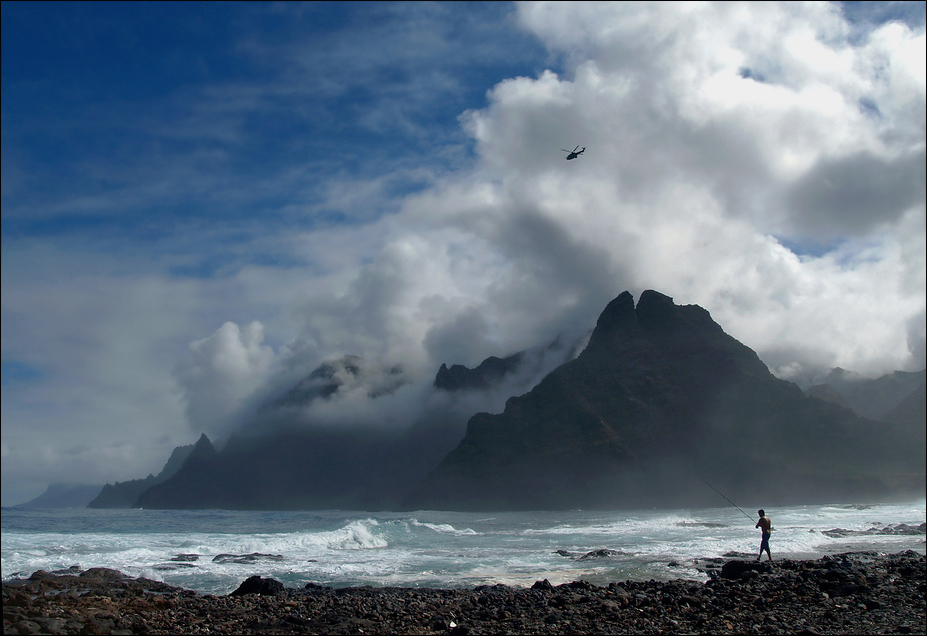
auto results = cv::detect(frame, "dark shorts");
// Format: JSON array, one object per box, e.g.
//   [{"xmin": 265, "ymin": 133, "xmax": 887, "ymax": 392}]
[{"xmin": 760, "ymin": 531, "xmax": 771, "ymax": 551}]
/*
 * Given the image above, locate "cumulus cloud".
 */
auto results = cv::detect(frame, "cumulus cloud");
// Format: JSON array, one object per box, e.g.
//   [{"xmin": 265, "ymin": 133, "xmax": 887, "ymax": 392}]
[
  {"xmin": 270, "ymin": 1, "xmax": 925, "ymax": 402},
  {"xmin": 4, "ymin": 2, "xmax": 924, "ymax": 504},
  {"xmin": 173, "ymin": 321, "xmax": 274, "ymax": 438}
]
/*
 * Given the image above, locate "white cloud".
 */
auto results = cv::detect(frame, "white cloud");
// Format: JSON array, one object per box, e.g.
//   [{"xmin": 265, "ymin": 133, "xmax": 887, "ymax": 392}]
[
  {"xmin": 2, "ymin": 2, "xmax": 924, "ymax": 505},
  {"xmin": 173, "ymin": 321, "xmax": 274, "ymax": 438},
  {"xmin": 279, "ymin": 1, "xmax": 925, "ymax": 389}
]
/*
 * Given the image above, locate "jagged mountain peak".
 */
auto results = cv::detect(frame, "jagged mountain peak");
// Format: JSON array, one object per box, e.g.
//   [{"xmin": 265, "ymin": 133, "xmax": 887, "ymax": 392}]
[
  {"xmin": 188, "ymin": 433, "xmax": 215, "ymax": 458},
  {"xmin": 585, "ymin": 290, "xmax": 721, "ymax": 354},
  {"xmin": 269, "ymin": 355, "xmax": 408, "ymax": 409},
  {"xmin": 408, "ymin": 290, "xmax": 923, "ymax": 510},
  {"xmin": 433, "ymin": 329, "xmax": 590, "ymax": 395}
]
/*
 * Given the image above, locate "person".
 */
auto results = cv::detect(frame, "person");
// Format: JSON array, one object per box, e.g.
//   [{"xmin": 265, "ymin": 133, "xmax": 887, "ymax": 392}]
[{"xmin": 755, "ymin": 509, "xmax": 772, "ymax": 561}]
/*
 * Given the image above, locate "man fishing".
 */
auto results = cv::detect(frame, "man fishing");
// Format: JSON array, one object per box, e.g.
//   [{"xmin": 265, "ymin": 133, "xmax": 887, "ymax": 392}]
[{"xmin": 755, "ymin": 509, "xmax": 772, "ymax": 561}]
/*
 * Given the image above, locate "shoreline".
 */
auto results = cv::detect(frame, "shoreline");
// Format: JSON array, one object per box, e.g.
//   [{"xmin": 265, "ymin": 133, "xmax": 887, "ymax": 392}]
[{"xmin": 4, "ymin": 550, "xmax": 925, "ymax": 635}]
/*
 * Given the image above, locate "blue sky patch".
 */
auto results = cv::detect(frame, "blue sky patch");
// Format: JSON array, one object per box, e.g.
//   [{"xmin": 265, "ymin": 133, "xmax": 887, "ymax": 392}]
[{"xmin": 1, "ymin": 360, "xmax": 45, "ymax": 386}]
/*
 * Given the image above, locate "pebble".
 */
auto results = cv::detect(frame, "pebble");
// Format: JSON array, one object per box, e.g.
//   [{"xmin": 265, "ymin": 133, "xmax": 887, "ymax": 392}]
[{"xmin": 2, "ymin": 551, "xmax": 924, "ymax": 634}]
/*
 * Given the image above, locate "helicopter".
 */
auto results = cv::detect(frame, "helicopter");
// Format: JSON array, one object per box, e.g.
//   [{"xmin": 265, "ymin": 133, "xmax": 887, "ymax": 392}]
[{"xmin": 561, "ymin": 145, "xmax": 585, "ymax": 160}]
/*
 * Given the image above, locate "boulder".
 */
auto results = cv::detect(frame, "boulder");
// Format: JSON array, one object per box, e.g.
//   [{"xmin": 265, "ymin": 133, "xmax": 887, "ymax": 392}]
[
  {"xmin": 230, "ymin": 576, "xmax": 285, "ymax": 596},
  {"xmin": 720, "ymin": 560, "xmax": 771, "ymax": 580}
]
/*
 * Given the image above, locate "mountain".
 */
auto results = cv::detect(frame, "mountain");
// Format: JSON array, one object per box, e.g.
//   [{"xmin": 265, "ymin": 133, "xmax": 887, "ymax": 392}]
[
  {"xmin": 133, "ymin": 416, "xmax": 468, "ymax": 511},
  {"xmin": 16, "ymin": 483, "xmax": 104, "ymax": 509},
  {"xmin": 268, "ymin": 355, "xmax": 407, "ymax": 410},
  {"xmin": 435, "ymin": 354, "xmax": 525, "ymax": 391},
  {"xmin": 804, "ymin": 383, "xmax": 851, "ymax": 410},
  {"xmin": 103, "ymin": 290, "xmax": 925, "ymax": 511},
  {"xmin": 882, "ymin": 382, "xmax": 926, "ymax": 447},
  {"xmin": 88, "ymin": 440, "xmax": 197, "ymax": 508},
  {"xmin": 132, "ymin": 333, "xmax": 588, "ymax": 511},
  {"xmin": 133, "ymin": 360, "xmax": 470, "ymax": 510},
  {"xmin": 433, "ymin": 330, "xmax": 589, "ymax": 394},
  {"xmin": 806, "ymin": 368, "xmax": 926, "ymax": 421},
  {"xmin": 407, "ymin": 291, "xmax": 925, "ymax": 511}
]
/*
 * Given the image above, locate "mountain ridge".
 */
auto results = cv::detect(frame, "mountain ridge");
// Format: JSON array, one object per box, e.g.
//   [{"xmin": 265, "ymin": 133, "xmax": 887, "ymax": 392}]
[
  {"xmin": 15, "ymin": 483, "xmax": 104, "ymax": 509},
  {"xmin": 95, "ymin": 290, "xmax": 925, "ymax": 511},
  {"xmin": 88, "ymin": 440, "xmax": 197, "ymax": 508},
  {"xmin": 407, "ymin": 290, "xmax": 924, "ymax": 510}
]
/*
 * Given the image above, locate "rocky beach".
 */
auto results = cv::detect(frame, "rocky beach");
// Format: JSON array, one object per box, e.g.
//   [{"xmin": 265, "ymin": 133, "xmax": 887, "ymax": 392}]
[{"xmin": 3, "ymin": 550, "xmax": 924, "ymax": 635}]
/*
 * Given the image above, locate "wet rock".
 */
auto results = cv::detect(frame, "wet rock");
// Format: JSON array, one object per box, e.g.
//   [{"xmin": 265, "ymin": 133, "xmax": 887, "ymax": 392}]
[
  {"xmin": 3, "ymin": 551, "xmax": 925, "ymax": 635},
  {"xmin": 212, "ymin": 552, "xmax": 285, "ymax": 564},
  {"xmin": 720, "ymin": 559, "xmax": 770, "ymax": 579},
  {"xmin": 578, "ymin": 548, "xmax": 624, "ymax": 559},
  {"xmin": 230, "ymin": 576, "xmax": 285, "ymax": 597}
]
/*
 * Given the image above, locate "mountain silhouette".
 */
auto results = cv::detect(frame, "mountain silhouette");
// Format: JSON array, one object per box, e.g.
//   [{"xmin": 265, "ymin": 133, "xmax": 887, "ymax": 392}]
[
  {"xmin": 407, "ymin": 290, "xmax": 924, "ymax": 510},
  {"xmin": 88, "ymin": 439, "xmax": 197, "ymax": 508},
  {"xmin": 110, "ymin": 290, "xmax": 924, "ymax": 511}
]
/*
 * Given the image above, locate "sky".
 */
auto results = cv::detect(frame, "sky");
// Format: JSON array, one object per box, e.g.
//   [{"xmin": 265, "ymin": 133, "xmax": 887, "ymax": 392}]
[{"xmin": 2, "ymin": 1, "xmax": 925, "ymax": 507}]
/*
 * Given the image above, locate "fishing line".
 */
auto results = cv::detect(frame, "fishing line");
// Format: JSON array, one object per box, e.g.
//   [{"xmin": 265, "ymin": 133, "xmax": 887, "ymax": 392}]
[{"xmin": 697, "ymin": 474, "xmax": 755, "ymax": 522}]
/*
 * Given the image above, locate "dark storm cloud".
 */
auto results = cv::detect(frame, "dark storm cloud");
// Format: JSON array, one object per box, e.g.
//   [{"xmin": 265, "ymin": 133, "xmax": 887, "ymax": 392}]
[{"xmin": 786, "ymin": 150, "xmax": 926, "ymax": 236}]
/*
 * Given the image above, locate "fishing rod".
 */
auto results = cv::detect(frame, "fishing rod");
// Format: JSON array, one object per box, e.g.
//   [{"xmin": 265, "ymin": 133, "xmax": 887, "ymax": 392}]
[{"xmin": 697, "ymin": 474, "xmax": 755, "ymax": 522}]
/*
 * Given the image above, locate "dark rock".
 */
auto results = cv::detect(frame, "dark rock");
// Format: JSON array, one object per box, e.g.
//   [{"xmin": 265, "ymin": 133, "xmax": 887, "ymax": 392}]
[
  {"xmin": 579, "ymin": 548, "xmax": 623, "ymax": 560},
  {"xmin": 80, "ymin": 567, "xmax": 126, "ymax": 580},
  {"xmin": 3, "ymin": 552, "xmax": 925, "ymax": 635},
  {"xmin": 230, "ymin": 575, "xmax": 285, "ymax": 597},
  {"xmin": 213, "ymin": 552, "xmax": 285, "ymax": 564},
  {"xmin": 720, "ymin": 560, "xmax": 770, "ymax": 580},
  {"xmin": 863, "ymin": 598, "xmax": 882, "ymax": 610}
]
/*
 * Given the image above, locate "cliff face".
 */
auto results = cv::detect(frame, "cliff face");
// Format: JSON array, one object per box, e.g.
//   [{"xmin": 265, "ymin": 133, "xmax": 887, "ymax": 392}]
[{"xmin": 407, "ymin": 291, "xmax": 924, "ymax": 510}]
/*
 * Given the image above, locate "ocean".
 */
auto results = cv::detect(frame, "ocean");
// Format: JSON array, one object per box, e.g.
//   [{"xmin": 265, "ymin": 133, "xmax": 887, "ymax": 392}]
[{"xmin": 2, "ymin": 501, "xmax": 924, "ymax": 596}]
